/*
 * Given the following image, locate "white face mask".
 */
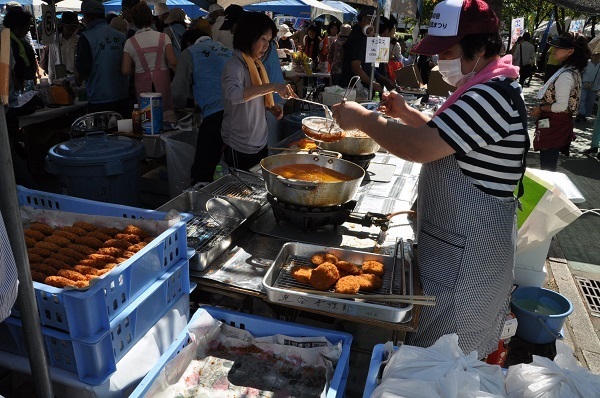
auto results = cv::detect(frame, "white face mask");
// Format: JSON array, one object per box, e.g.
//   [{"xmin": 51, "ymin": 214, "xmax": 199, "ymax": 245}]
[{"xmin": 437, "ymin": 55, "xmax": 481, "ymax": 87}]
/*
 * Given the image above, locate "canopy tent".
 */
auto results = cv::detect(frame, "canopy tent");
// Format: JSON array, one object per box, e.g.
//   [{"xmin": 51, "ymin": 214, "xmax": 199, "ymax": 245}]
[
  {"xmin": 533, "ymin": 18, "xmax": 600, "ymax": 38},
  {"xmin": 103, "ymin": 0, "xmax": 207, "ymax": 19},
  {"xmin": 55, "ymin": 0, "xmax": 80, "ymax": 12},
  {"xmin": 244, "ymin": 0, "xmax": 343, "ymax": 22},
  {"xmin": 321, "ymin": 0, "xmax": 356, "ymax": 22}
]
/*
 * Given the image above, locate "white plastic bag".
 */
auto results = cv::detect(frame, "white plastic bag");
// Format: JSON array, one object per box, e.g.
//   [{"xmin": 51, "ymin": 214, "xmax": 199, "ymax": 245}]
[
  {"xmin": 161, "ymin": 128, "xmax": 198, "ymax": 198},
  {"xmin": 505, "ymin": 341, "xmax": 600, "ymax": 398},
  {"xmin": 376, "ymin": 334, "xmax": 506, "ymax": 398}
]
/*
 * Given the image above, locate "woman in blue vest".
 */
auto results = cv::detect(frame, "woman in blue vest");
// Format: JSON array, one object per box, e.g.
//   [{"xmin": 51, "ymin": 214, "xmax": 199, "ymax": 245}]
[{"xmin": 220, "ymin": 12, "xmax": 296, "ymax": 171}]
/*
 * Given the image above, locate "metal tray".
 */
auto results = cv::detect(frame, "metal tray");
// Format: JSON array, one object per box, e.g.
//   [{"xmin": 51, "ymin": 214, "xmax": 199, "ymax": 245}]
[
  {"xmin": 157, "ymin": 190, "xmax": 261, "ymax": 272},
  {"xmin": 201, "ymin": 171, "xmax": 268, "ymax": 205},
  {"xmin": 262, "ymin": 242, "xmax": 413, "ymax": 323}
]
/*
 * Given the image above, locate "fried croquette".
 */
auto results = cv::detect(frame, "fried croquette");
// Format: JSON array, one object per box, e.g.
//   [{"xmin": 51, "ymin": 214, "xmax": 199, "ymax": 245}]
[
  {"xmin": 335, "ymin": 261, "xmax": 362, "ymax": 275},
  {"xmin": 96, "ymin": 267, "xmax": 114, "ymax": 276},
  {"xmin": 44, "ymin": 235, "xmax": 71, "ymax": 247},
  {"xmin": 24, "ymin": 236, "xmax": 36, "ymax": 248},
  {"xmin": 309, "ymin": 262, "xmax": 340, "ymax": 291},
  {"xmin": 74, "ymin": 280, "xmax": 90, "ymax": 288},
  {"xmin": 28, "ymin": 247, "xmax": 54, "ymax": 258},
  {"xmin": 103, "ymin": 239, "xmax": 133, "ymax": 250},
  {"xmin": 50, "ymin": 253, "xmax": 78, "ymax": 266},
  {"xmin": 72, "ymin": 221, "xmax": 96, "ymax": 232},
  {"xmin": 27, "ymin": 253, "xmax": 44, "ymax": 263},
  {"xmin": 42, "ymin": 258, "xmax": 70, "ymax": 270},
  {"xmin": 361, "ymin": 260, "xmax": 385, "ymax": 276},
  {"xmin": 119, "ymin": 250, "xmax": 135, "ymax": 259},
  {"xmin": 24, "ymin": 229, "xmax": 46, "ymax": 241},
  {"xmin": 88, "ymin": 254, "xmax": 117, "ymax": 263},
  {"xmin": 34, "ymin": 241, "xmax": 60, "ymax": 252},
  {"xmin": 114, "ymin": 233, "xmax": 141, "ymax": 244},
  {"xmin": 310, "ymin": 252, "xmax": 339, "ymax": 266},
  {"xmin": 73, "ymin": 265, "xmax": 101, "ymax": 276},
  {"xmin": 95, "ymin": 227, "xmax": 121, "ymax": 236},
  {"xmin": 30, "ymin": 262, "xmax": 58, "ymax": 275},
  {"xmin": 86, "ymin": 231, "xmax": 112, "ymax": 242},
  {"xmin": 44, "ymin": 276, "xmax": 78, "ymax": 288},
  {"xmin": 143, "ymin": 237, "xmax": 155, "ymax": 243},
  {"xmin": 30, "ymin": 270, "xmax": 47, "ymax": 283},
  {"xmin": 57, "ymin": 269, "xmax": 88, "ymax": 282},
  {"xmin": 357, "ymin": 274, "xmax": 383, "ymax": 292},
  {"xmin": 290, "ymin": 265, "xmax": 313, "ymax": 284},
  {"xmin": 58, "ymin": 247, "xmax": 87, "ymax": 261},
  {"xmin": 59, "ymin": 226, "xmax": 87, "ymax": 236},
  {"xmin": 122, "ymin": 225, "xmax": 149, "ymax": 239},
  {"xmin": 67, "ymin": 244, "xmax": 95, "ymax": 255},
  {"xmin": 103, "ymin": 263, "xmax": 118, "ymax": 270},
  {"xmin": 96, "ymin": 247, "xmax": 123, "ymax": 257},
  {"xmin": 335, "ymin": 276, "xmax": 361, "ymax": 294},
  {"xmin": 126, "ymin": 242, "xmax": 147, "ymax": 253},
  {"xmin": 115, "ymin": 257, "xmax": 128, "ymax": 264},
  {"xmin": 53, "ymin": 230, "xmax": 79, "ymax": 241},
  {"xmin": 29, "ymin": 222, "xmax": 54, "ymax": 236},
  {"xmin": 73, "ymin": 236, "xmax": 104, "ymax": 249},
  {"xmin": 78, "ymin": 258, "xmax": 107, "ymax": 269}
]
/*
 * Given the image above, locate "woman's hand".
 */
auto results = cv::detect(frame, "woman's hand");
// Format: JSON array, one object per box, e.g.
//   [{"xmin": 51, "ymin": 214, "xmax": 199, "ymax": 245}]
[
  {"xmin": 331, "ymin": 101, "xmax": 370, "ymax": 131},
  {"xmin": 269, "ymin": 105, "xmax": 284, "ymax": 120},
  {"xmin": 273, "ymin": 83, "xmax": 298, "ymax": 100},
  {"xmin": 529, "ymin": 105, "xmax": 542, "ymax": 118},
  {"xmin": 378, "ymin": 91, "xmax": 409, "ymax": 119}
]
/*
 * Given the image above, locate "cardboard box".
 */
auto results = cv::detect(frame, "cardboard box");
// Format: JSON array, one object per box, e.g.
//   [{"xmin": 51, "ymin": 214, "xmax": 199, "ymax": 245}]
[
  {"xmin": 394, "ymin": 64, "xmax": 422, "ymax": 88},
  {"xmin": 427, "ymin": 67, "xmax": 456, "ymax": 97}
]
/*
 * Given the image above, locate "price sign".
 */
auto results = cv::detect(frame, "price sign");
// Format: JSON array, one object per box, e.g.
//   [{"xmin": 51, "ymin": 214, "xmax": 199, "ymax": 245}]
[
  {"xmin": 41, "ymin": 5, "xmax": 55, "ymax": 45},
  {"xmin": 366, "ymin": 37, "xmax": 390, "ymax": 64}
]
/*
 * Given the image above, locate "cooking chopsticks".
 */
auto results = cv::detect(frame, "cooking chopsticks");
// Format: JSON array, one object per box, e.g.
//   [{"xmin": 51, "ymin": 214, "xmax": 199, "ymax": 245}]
[{"xmin": 288, "ymin": 288, "xmax": 436, "ymax": 306}]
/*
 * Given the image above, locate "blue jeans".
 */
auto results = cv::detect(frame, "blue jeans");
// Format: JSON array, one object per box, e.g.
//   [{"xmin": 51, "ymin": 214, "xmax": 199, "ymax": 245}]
[{"xmin": 578, "ymin": 88, "xmax": 598, "ymax": 117}]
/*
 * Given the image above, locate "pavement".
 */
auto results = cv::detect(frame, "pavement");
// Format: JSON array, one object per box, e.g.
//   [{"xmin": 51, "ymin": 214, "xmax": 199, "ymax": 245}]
[{"xmin": 519, "ymin": 74, "xmax": 600, "ymax": 374}]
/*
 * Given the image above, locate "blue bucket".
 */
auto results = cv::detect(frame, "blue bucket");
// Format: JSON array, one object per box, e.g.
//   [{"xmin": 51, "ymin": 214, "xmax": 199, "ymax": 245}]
[{"xmin": 510, "ymin": 286, "xmax": 573, "ymax": 344}]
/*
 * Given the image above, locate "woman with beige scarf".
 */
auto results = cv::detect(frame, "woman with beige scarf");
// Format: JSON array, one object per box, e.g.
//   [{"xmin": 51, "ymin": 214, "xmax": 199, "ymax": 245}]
[{"xmin": 221, "ymin": 12, "xmax": 296, "ymax": 171}]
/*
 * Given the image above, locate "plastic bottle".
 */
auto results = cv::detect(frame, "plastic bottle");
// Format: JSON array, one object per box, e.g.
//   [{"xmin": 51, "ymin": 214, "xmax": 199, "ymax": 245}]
[
  {"xmin": 213, "ymin": 165, "xmax": 225, "ymax": 181},
  {"xmin": 132, "ymin": 104, "xmax": 143, "ymax": 136},
  {"xmin": 38, "ymin": 77, "xmax": 51, "ymax": 106}
]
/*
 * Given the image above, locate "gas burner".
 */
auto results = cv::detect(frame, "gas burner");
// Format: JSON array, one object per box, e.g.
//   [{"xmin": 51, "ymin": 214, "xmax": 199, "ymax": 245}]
[
  {"xmin": 267, "ymin": 193, "xmax": 357, "ymax": 230},
  {"xmin": 341, "ymin": 153, "xmax": 377, "ymax": 170}
]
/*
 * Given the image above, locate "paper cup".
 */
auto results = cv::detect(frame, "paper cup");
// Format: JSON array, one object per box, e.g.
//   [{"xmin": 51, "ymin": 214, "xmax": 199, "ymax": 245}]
[{"xmin": 117, "ymin": 119, "xmax": 133, "ymax": 133}]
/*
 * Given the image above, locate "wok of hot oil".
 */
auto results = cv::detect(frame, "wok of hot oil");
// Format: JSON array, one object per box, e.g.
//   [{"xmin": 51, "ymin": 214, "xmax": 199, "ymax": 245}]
[{"xmin": 270, "ymin": 164, "xmax": 352, "ymax": 183}]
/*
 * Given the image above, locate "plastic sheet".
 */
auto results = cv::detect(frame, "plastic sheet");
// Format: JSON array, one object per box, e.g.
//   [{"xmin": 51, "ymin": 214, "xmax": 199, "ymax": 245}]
[{"xmin": 161, "ymin": 128, "xmax": 198, "ymax": 198}]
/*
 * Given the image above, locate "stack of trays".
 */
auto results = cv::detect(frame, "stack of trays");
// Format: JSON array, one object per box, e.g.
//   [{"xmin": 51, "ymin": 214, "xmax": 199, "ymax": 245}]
[{"xmin": 0, "ymin": 186, "xmax": 192, "ymax": 384}]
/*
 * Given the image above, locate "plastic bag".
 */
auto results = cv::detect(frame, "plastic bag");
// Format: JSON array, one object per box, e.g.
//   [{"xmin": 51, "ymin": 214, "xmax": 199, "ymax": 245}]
[
  {"xmin": 376, "ymin": 334, "xmax": 506, "ymax": 398},
  {"xmin": 505, "ymin": 341, "xmax": 600, "ymax": 398},
  {"xmin": 161, "ymin": 128, "xmax": 198, "ymax": 198}
]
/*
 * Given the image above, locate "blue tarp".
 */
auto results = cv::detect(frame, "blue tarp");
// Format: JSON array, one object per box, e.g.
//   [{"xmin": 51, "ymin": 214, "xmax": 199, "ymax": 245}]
[
  {"xmin": 244, "ymin": 0, "xmax": 343, "ymax": 21},
  {"xmin": 103, "ymin": 0, "xmax": 207, "ymax": 19},
  {"xmin": 321, "ymin": 0, "xmax": 356, "ymax": 22}
]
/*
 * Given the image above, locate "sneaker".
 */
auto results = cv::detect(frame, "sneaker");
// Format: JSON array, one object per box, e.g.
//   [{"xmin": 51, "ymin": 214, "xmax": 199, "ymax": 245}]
[{"xmin": 583, "ymin": 147, "xmax": 598, "ymax": 155}]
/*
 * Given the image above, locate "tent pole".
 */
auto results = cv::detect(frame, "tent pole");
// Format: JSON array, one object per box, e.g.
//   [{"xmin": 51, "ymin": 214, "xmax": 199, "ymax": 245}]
[
  {"xmin": 368, "ymin": 1, "xmax": 380, "ymax": 100},
  {"xmin": 0, "ymin": 104, "xmax": 54, "ymax": 397}
]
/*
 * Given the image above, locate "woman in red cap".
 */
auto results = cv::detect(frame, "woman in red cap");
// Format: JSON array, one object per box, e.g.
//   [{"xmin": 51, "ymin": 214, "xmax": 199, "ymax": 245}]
[{"xmin": 333, "ymin": 0, "xmax": 528, "ymax": 358}]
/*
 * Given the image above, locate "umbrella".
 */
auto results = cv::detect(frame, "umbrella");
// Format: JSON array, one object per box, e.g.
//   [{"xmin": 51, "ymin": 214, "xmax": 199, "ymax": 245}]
[{"xmin": 244, "ymin": 0, "xmax": 343, "ymax": 22}]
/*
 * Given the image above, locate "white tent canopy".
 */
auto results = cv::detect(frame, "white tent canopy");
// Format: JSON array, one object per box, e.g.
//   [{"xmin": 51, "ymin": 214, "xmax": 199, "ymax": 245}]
[
  {"xmin": 242, "ymin": 0, "xmax": 343, "ymax": 21},
  {"xmin": 55, "ymin": 0, "xmax": 80, "ymax": 12}
]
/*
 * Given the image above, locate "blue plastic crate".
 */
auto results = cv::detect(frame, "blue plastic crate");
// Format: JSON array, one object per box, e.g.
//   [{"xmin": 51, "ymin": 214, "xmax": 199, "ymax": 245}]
[
  {"xmin": 363, "ymin": 344, "xmax": 389, "ymax": 398},
  {"xmin": 13, "ymin": 185, "xmax": 191, "ymax": 340},
  {"xmin": 0, "ymin": 257, "xmax": 190, "ymax": 385},
  {"xmin": 130, "ymin": 306, "xmax": 353, "ymax": 398}
]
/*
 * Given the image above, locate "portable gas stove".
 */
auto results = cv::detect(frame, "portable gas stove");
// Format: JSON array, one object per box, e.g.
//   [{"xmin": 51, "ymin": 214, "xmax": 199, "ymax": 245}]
[
  {"xmin": 252, "ymin": 194, "xmax": 391, "ymax": 246},
  {"xmin": 340, "ymin": 153, "xmax": 377, "ymax": 170}
]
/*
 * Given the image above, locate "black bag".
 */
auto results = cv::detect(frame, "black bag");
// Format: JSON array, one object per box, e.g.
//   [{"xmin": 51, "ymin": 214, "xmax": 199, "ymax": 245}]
[{"xmin": 15, "ymin": 93, "xmax": 44, "ymax": 116}]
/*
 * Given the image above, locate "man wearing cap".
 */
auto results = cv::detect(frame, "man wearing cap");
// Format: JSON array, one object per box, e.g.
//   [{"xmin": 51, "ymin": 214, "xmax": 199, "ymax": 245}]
[
  {"xmin": 47, "ymin": 11, "xmax": 80, "ymax": 82},
  {"xmin": 512, "ymin": 32, "xmax": 535, "ymax": 87},
  {"xmin": 171, "ymin": 30, "xmax": 233, "ymax": 183},
  {"xmin": 212, "ymin": 4, "xmax": 243, "ymax": 49},
  {"xmin": 340, "ymin": 6, "xmax": 383, "ymax": 93},
  {"xmin": 153, "ymin": 2, "xmax": 169, "ymax": 32},
  {"xmin": 333, "ymin": 0, "xmax": 529, "ymax": 358},
  {"xmin": 76, "ymin": 0, "xmax": 129, "ymax": 117}
]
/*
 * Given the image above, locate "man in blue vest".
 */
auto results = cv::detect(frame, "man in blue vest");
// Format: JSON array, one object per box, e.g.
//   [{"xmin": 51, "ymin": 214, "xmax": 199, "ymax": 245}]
[
  {"xmin": 76, "ymin": 0, "xmax": 129, "ymax": 117},
  {"xmin": 171, "ymin": 32, "xmax": 233, "ymax": 183}
]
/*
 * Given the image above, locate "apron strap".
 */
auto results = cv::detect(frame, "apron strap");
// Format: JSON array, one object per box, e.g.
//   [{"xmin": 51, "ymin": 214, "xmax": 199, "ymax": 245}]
[
  {"xmin": 495, "ymin": 79, "xmax": 530, "ymax": 200},
  {"xmin": 155, "ymin": 33, "xmax": 165, "ymax": 71},
  {"xmin": 130, "ymin": 35, "xmax": 157, "ymax": 74}
]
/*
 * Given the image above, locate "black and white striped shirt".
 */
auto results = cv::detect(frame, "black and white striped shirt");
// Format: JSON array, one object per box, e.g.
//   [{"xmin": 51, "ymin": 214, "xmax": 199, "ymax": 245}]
[{"xmin": 428, "ymin": 78, "xmax": 527, "ymax": 200}]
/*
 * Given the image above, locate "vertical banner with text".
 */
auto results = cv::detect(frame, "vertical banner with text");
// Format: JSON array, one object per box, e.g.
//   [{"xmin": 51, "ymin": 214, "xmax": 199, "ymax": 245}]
[
  {"xmin": 510, "ymin": 17, "xmax": 525, "ymax": 50},
  {"xmin": 41, "ymin": 5, "xmax": 55, "ymax": 46}
]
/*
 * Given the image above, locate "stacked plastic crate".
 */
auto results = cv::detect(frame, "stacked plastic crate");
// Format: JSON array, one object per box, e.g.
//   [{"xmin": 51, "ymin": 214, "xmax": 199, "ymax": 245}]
[{"xmin": 0, "ymin": 186, "xmax": 192, "ymax": 385}]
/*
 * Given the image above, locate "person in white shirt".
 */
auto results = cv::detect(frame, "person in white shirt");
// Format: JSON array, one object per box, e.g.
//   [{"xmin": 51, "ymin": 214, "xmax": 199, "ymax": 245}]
[
  {"xmin": 576, "ymin": 49, "xmax": 600, "ymax": 123},
  {"xmin": 213, "ymin": 4, "xmax": 244, "ymax": 49},
  {"xmin": 47, "ymin": 11, "xmax": 80, "ymax": 82},
  {"xmin": 512, "ymin": 32, "xmax": 536, "ymax": 87}
]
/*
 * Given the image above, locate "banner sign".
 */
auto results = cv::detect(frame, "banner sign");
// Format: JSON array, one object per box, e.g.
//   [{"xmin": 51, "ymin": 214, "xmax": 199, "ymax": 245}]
[
  {"xmin": 366, "ymin": 37, "xmax": 390, "ymax": 63},
  {"xmin": 41, "ymin": 5, "xmax": 55, "ymax": 46},
  {"xmin": 569, "ymin": 19, "xmax": 584, "ymax": 34},
  {"xmin": 510, "ymin": 17, "xmax": 525, "ymax": 49}
]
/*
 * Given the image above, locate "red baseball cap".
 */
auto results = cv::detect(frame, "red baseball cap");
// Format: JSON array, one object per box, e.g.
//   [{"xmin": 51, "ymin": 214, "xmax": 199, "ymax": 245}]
[{"xmin": 411, "ymin": 0, "xmax": 499, "ymax": 56}]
